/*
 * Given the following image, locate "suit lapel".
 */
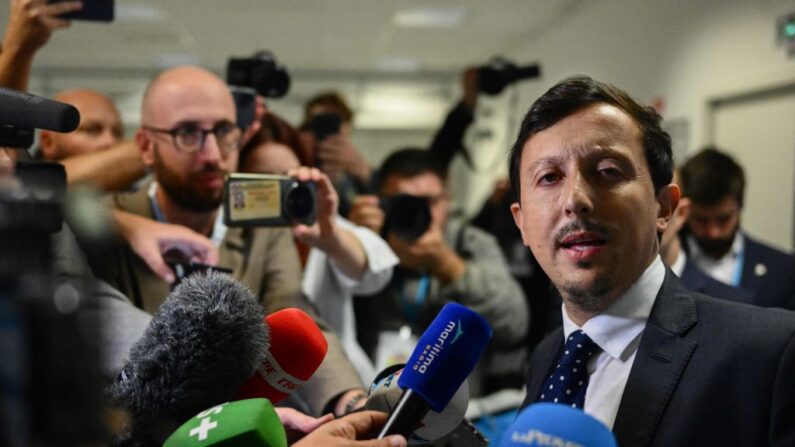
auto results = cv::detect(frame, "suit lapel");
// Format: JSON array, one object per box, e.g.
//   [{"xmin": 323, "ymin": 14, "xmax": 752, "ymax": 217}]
[
  {"xmin": 521, "ymin": 328, "xmax": 564, "ymax": 409},
  {"xmin": 613, "ymin": 271, "xmax": 699, "ymax": 447},
  {"xmin": 531, "ymin": 329, "xmax": 564, "ymax": 398}
]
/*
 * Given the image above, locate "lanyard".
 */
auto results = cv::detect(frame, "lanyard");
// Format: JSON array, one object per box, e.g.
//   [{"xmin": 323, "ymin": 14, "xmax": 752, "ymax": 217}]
[
  {"xmin": 148, "ymin": 182, "xmax": 227, "ymax": 247},
  {"xmin": 731, "ymin": 247, "xmax": 745, "ymax": 288},
  {"xmin": 398, "ymin": 274, "xmax": 430, "ymax": 327}
]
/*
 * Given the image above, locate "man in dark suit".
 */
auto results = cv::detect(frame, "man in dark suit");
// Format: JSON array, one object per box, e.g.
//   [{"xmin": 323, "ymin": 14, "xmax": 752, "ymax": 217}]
[
  {"xmin": 509, "ymin": 75, "xmax": 795, "ymax": 446},
  {"xmin": 679, "ymin": 148, "xmax": 795, "ymax": 310},
  {"xmin": 660, "ymin": 171, "xmax": 754, "ymax": 304}
]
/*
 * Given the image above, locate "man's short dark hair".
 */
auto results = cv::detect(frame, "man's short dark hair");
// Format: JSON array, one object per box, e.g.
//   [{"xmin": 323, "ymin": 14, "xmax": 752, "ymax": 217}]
[
  {"xmin": 679, "ymin": 147, "xmax": 745, "ymax": 207},
  {"xmin": 508, "ymin": 75, "xmax": 673, "ymax": 201},
  {"xmin": 377, "ymin": 148, "xmax": 447, "ymax": 192}
]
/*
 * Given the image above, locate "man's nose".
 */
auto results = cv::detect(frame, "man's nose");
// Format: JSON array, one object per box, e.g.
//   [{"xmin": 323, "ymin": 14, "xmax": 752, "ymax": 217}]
[
  {"xmin": 197, "ymin": 132, "xmax": 223, "ymax": 164},
  {"xmin": 563, "ymin": 172, "xmax": 594, "ymax": 217},
  {"xmin": 706, "ymin": 223, "xmax": 724, "ymax": 240}
]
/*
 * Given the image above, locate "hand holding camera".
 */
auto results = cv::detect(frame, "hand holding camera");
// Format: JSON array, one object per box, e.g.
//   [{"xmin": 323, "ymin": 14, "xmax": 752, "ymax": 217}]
[
  {"xmin": 287, "ymin": 166, "xmax": 341, "ymax": 251},
  {"xmin": 5, "ymin": 0, "xmax": 82, "ymax": 54},
  {"xmin": 387, "ymin": 220, "xmax": 466, "ymax": 284},
  {"xmin": 316, "ymin": 133, "xmax": 371, "ymax": 183},
  {"xmin": 348, "ymin": 195, "xmax": 384, "ymax": 234}
]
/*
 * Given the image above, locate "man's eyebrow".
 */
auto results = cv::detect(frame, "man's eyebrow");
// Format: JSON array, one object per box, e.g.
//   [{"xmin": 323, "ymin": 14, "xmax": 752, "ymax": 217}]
[{"xmin": 171, "ymin": 119, "xmax": 234, "ymax": 128}]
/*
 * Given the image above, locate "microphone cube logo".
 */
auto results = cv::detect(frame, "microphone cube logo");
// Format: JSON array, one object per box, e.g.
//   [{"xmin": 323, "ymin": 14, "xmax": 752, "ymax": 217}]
[{"xmin": 412, "ymin": 320, "xmax": 463, "ymax": 374}]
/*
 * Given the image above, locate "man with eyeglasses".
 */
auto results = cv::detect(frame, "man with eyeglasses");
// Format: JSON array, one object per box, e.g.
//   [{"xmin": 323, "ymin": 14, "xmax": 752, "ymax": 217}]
[
  {"xmin": 88, "ymin": 66, "xmax": 367, "ymax": 418},
  {"xmin": 349, "ymin": 148, "xmax": 528, "ymax": 397}
]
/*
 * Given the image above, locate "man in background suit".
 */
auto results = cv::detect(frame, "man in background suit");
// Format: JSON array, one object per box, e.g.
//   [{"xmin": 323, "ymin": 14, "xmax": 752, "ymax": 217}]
[
  {"xmin": 679, "ymin": 147, "xmax": 795, "ymax": 310},
  {"xmin": 510, "ymin": 75, "xmax": 795, "ymax": 446},
  {"xmin": 661, "ymin": 171, "xmax": 753, "ymax": 303}
]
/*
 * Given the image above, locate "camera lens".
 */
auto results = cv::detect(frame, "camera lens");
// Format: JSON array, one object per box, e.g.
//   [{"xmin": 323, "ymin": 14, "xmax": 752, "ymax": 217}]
[
  {"xmin": 285, "ymin": 182, "xmax": 315, "ymax": 223},
  {"xmin": 383, "ymin": 194, "xmax": 432, "ymax": 241}
]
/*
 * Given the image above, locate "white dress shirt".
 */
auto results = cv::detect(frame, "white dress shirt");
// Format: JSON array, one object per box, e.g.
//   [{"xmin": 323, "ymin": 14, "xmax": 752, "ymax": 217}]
[
  {"xmin": 670, "ymin": 250, "xmax": 686, "ymax": 277},
  {"xmin": 687, "ymin": 233, "xmax": 744, "ymax": 286},
  {"xmin": 302, "ymin": 216, "xmax": 399, "ymax": 384},
  {"xmin": 561, "ymin": 255, "xmax": 665, "ymax": 429}
]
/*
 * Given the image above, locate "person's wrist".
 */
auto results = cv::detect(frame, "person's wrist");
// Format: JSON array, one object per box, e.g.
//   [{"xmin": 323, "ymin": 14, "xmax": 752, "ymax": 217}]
[
  {"xmin": 432, "ymin": 249, "xmax": 466, "ymax": 285},
  {"xmin": 315, "ymin": 220, "xmax": 343, "ymax": 253}
]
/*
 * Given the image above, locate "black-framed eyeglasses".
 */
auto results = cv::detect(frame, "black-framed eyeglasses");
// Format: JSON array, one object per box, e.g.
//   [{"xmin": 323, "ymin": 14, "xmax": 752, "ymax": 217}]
[{"xmin": 143, "ymin": 122, "xmax": 242, "ymax": 155}]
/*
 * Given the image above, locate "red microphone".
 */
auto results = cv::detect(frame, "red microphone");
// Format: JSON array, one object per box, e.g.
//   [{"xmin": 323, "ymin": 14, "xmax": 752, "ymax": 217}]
[{"xmin": 236, "ymin": 308, "xmax": 328, "ymax": 403}]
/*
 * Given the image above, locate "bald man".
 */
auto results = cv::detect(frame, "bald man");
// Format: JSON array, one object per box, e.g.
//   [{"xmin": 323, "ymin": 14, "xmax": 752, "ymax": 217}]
[
  {"xmin": 88, "ymin": 66, "xmax": 366, "ymax": 417},
  {"xmin": 39, "ymin": 89, "xmax": 124, "ymax": 160}
]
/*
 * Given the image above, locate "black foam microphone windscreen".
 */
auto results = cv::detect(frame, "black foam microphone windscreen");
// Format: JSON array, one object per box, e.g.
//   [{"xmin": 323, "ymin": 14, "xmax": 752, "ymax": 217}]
[
  {"xmin": 110, "ymin": 271, "xmax": 269, "ymax": 446},
  {"xmin": 0, "ymin": 87, "xmax": 80, "ymax": 132}
]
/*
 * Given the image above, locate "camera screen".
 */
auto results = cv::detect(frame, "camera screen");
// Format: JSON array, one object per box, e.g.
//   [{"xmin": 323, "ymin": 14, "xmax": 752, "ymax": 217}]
[{"xmin": 227, "ymin": 177, "xmax": 284, "ymax": 223}]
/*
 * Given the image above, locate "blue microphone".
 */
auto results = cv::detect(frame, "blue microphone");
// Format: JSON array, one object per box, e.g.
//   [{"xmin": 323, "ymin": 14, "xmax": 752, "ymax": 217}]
[
  {"xmin": 378, "ymin": 302, "xmax": 492, "ymax": 438},
  {"xmin": 500, "ymin": 403, "xmax": 617, "ymax": 447}
]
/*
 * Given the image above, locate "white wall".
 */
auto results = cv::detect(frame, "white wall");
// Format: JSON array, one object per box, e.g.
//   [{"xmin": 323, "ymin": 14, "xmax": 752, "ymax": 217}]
[{"xmin": 489, "ymin": 0, "xmax": 795, "ymax": 248}]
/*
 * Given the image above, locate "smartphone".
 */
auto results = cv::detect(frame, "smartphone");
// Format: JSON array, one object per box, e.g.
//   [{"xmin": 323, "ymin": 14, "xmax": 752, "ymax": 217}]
[
  {"xmin": 308, "ymin": 112, "xmax": 342, "ymax": 141},
  {"xmin": 229, "ymin": 86, "xmax": 257, "ymax": 130},
  {"xmin": 224, "ymin": 173, "xmax": 316, "ymax": 227},
  {"xmin": 49, "ymin": 0, "xmax": 114, "ymax": 22}
]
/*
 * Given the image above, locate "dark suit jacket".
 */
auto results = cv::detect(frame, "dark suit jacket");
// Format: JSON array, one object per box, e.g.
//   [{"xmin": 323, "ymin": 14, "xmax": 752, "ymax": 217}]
[
  {"xmin": 522, "ymin": 270, "xmax": 795, "ymax": 446},
  {"xmin": 680, "ymin": 259, "xmax": 754, "ymax": 305},
  {"xmin": 740, "ymin": 235, "xmax": 795, "ymax": 310}
]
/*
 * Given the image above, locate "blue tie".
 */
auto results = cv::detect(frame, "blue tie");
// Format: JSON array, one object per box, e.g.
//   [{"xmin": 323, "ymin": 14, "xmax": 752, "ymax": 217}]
[{"xmin": 535, "ymin": 330, "xmax": 600, "ymax": 409}]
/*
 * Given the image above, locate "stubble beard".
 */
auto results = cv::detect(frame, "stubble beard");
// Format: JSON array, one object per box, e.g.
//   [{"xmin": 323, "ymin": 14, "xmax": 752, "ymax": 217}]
[
  {"xmin": 154, "ymin": 146, "xmax": 225, "ymax": 213},
  {"xmin": 558, "ymin": 260, "xmax": 616, "ymax": 314}
]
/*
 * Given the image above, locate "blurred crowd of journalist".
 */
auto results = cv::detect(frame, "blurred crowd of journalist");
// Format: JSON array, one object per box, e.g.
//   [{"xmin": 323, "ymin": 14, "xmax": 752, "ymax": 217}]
[{"xmin": 1, "ymin": 1, "xmax": 794, "ymax": 447}]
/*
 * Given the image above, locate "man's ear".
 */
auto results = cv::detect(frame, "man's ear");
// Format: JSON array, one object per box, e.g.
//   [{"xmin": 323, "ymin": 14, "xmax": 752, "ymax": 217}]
[
  {"xmin": 656, "ymin": 183, "xmax": 681, "ymax": 234},
  {"xmin": 136, "ymin": 129, "xmax": 155, "ymax": 167},
  {"xmin": 510, "ymin": 201, "xmax": 530, "ymax": 247}
]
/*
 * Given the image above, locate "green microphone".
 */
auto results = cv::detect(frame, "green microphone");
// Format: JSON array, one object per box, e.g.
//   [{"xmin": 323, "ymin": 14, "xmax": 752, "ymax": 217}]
[{"xmin": 164, "ymin": 398, "xmax": 287, "ymax": 446}]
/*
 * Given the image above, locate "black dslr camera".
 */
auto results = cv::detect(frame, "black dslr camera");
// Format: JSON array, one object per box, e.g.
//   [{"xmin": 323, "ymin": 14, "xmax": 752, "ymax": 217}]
[
  {"xmin": 226, "ymin": 50, "xmax": 290, "ymax": 99},
  {"xmin": 477, "ymin": 57, "xmax": 541, "ymax": 95},
  {"xmin": 224, "ymin": 173, "xmax": 316, "ymax": 227},
  {"xmin": 381, "ymin": 194, "xmax": 432, "ymax": 242}
]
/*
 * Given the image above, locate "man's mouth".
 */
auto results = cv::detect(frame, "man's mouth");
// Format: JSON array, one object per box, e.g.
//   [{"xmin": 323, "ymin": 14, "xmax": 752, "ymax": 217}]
[
  {"xmin": 196, "ymin": 171, "xmax": 226, "ymax": 187},
  {"xmin": 558, "ymin": 232, "xmax": 607, "ymax": 259}
]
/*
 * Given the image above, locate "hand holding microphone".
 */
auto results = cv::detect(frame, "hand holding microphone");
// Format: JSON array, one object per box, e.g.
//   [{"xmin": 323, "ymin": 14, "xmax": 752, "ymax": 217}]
[
  {"xmin": 365, "ymin": 365, "xmax": 469, "ymax": 444},
  {"xmin": 164, "ymin": 398, "xmax": 287, "ymax": 447},
  {"xmin": 378, "ymin": 302, "xmax": 492, "ymax": 439},
  {"xmin": 166, "ymin": 399, "xmax": 405, "ymax": 447},
  {"xmin": 110, "ymin": 271, "xmax": 328, "ymax": 446}
]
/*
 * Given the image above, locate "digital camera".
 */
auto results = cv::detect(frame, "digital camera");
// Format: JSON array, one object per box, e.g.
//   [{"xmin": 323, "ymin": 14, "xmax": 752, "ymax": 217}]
[
  {"xmin": 381, "ymin": 194, "xmax": 432, "ymax": 242},
  {"xmin": 226, "ymin": 51, "xmax": 290, "ymax": 98},
  {"xmin": 477, "ymin": 57, "xmax": 541, "ymax": 96},
  {"xmin": 224, "ymin": 173, "xmax": 316, "ymax": 227}
]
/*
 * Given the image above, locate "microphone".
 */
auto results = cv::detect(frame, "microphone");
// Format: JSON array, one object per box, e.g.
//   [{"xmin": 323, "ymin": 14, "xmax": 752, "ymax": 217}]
[
  {"xmin": 500, "ymin": 403, "xmax": 617, "ymax": 447},
  {"xmin": 365, "ymin": 365, "xmax": 469, "ymax": 444},
  {"xmin": 163, "ymin": 398, "xmax": 287, "ymax": 447},
  {"xmin": 110, "ymin": 271, "xmax": 269, "ymax": 446},
  {"xmin": 378, "ymin": 302, "xmax": 492, "ymax": 439},
  {"xmin": 0, "ymin": 87, "xmax": 80, "ymax": 132},
  {"xmin": 236, "ymin": 307, "xmax": 328, "ymax": 404}
]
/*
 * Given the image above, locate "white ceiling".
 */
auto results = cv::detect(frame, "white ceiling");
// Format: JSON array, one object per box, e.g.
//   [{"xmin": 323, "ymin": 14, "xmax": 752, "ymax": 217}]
[
  {"xmin": 28, "ymin": 0, "xmax": 582, "ymax": 74},
  {"xmin": 7, "ymin": 0, "xmax": 583, "ymax": 129}
]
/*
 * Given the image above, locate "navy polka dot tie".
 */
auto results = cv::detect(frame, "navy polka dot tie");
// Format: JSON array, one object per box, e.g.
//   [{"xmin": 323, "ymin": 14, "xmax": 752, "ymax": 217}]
[{"xmin": 535, "ymin": 330, "xmax": 600, "ymax": 409}]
